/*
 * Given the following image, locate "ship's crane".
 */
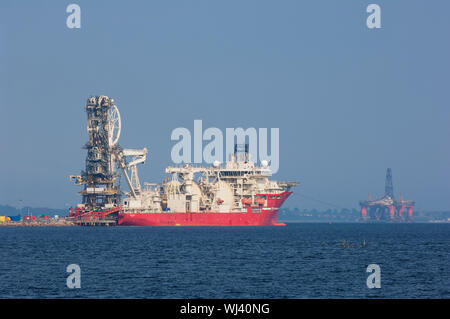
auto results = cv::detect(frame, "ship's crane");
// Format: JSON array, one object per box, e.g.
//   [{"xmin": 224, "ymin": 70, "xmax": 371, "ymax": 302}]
[
  {"xmin": 113, "ymin": 147, "xmax": 148, "ymax": 199},
  {"xmin": 104, "ymin": 98, "xmax": 148, "ymax": 199}
]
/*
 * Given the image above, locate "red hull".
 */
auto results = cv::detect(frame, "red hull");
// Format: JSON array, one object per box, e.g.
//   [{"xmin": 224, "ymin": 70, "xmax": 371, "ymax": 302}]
[
  {"xmin": 118, "ymin": 209, "xmax": 284, "ymax": 226},
  {"xmin": 117, "ymin": 192, "xmax": 291, "ymax": 226}
]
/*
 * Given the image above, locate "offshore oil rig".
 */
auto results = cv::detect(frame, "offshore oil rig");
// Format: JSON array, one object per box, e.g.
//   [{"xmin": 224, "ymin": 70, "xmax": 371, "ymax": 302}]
[{"xmin": 359, "ymin": 168, "xmax": 415, "ymax": 222}]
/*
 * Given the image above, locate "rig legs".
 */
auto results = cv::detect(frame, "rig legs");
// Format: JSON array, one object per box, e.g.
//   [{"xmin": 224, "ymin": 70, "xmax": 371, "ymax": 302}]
[{"xmin": 359, "ymin": 204, "xmax": 414, "ymax": 222}]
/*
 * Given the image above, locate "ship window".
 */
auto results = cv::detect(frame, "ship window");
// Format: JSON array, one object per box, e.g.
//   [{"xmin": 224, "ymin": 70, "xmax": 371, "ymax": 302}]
[
  {"xmin": 277, "ymin": 196, "xmax": 282, "ymax": 199},
  {"xmin": 252, "ymin": 208, "xmax": 261, "ymax": 213},
  {"xmin": 270, "ymin": 195, "xmax": 276, "ymax": 199}
]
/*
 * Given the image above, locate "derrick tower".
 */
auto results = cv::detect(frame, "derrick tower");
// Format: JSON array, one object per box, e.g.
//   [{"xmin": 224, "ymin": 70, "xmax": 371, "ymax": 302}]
[
  {"xmin": 72, "ymin": 96, "xmax": 122, "ymax": 211},
  {"xmin": 385, "ymin": 168, "xmax": 394, "ymax": 199},
  {"xmin": 70, "ymin": 96, "xmax": 148, "ymax": 224}
]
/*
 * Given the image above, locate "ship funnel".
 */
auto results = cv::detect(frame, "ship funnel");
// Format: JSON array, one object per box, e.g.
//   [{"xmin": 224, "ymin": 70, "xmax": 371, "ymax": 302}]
[{"xmin": 234, "ymin": 143, "xmax": 249, "ymax": 162}]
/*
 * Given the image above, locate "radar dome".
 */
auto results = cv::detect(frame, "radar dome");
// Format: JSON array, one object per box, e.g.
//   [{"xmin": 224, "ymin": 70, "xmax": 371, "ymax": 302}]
[
  {"xmin": 213, "ymin": 160, "xmax": 221, "ymax": 168},
  {"xmin": 261, "ymin": 160, "xmax": 269, "ymax": 168}
]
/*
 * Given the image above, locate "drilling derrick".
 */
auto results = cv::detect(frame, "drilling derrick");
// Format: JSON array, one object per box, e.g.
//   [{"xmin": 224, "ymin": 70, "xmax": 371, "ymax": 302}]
[
  {"xmin": 69, "ymin": 96, "xmax": 123, "ymax": 224},
  {"xmin": 359, "ymin": 168, "xmax": 415, "ymax": 222},
  {"xmin": 70, "ymin": 96, "xmax": 148, "ymax": 225},
  {"xmin": 385, "ymin": 168, "xmax": 394, "ymax": 199},
  {"xmin": 82, "ymin": 95, "xmax": 122, "ymax": 210}
]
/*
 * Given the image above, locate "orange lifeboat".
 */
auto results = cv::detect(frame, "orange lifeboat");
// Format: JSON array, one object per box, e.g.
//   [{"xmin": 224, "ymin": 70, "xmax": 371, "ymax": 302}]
[
  {"xmin": 255, "ymin": 198, "xmax": 265, "ymax": 205},
  {"xmin": 241, "ymin": 198, "xmax": 252, "ymax": 205}
]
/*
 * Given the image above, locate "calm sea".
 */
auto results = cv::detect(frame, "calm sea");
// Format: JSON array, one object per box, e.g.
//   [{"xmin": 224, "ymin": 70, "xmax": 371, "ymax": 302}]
[{"xmin": 0, "ymin": 223, "xmax": 448, "ymax": 298}]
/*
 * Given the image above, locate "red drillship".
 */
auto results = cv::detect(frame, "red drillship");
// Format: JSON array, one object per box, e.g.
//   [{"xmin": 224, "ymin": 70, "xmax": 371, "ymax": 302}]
[
  {"xmin": 70, "ymin": 96, "xmax": 297, "ymax": 226},
  {"xmin": 116, "ymin": 148, "xmax": 297, "ymax": 227}
]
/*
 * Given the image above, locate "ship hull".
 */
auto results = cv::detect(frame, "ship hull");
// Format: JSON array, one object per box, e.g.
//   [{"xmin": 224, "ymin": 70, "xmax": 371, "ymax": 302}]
[
  {"xmin": 117, "ymin": 209, "xmax": 285, "ymax": 226},
  {"xmin": 117, "ymin": 191, "xmax": 292, "ymax": 226}
]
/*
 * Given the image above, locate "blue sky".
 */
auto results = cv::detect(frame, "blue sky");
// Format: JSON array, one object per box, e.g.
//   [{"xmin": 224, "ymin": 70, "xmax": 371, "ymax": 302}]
[{"xmin": 1, "ymin": 0, "xmax": 449, "ymax": 210}]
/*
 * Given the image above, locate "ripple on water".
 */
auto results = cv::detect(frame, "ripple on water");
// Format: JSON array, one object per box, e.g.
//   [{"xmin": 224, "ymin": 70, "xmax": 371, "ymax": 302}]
[{"xmin": 0, "ymin": 224, "xmax": 449, "ymax": 298}]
